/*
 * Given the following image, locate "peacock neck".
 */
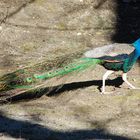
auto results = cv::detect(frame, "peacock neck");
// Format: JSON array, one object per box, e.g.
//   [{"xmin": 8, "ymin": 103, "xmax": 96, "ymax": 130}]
[
  {"xmin": 129, "ymin": 49, "xmax": 139, "ymax": 64},
  {"xmin": 123, "ymin": 49, "xmax": 139, "ymax": 73}
]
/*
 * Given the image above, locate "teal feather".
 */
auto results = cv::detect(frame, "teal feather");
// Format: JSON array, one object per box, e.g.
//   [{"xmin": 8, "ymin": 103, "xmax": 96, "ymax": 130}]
[
  {"xmin": 30, "ymin": 58, "xmax": 102, "ymax": 81},
  {"xmin": 101, "ymin": 49, "xmax": 139, "ymax": 73},
  {"xmin": 0, "ymin": 58, "xmax": 103, "ymax": 91}
]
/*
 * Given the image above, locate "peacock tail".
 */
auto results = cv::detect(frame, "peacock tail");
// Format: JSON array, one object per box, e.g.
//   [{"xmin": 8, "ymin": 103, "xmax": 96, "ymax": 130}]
[{"xmin": 0, "ymin": 58, "xmax": 103, "ymax": 92}]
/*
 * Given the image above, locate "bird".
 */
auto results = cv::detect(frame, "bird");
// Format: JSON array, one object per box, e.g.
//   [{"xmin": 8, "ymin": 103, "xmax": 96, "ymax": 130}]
[
  {"xmin": 0, "ymin": 38, "xmax": 140, "ymax": 94},
  {"xmin": 84, "ymin": 39, "xmax": 140, "ymax": 93}
]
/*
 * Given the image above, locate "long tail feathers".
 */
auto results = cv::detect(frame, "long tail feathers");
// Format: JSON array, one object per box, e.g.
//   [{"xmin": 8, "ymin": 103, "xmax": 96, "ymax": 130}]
[{"xmin": 0, "ymin": 58, "xmax": 103, "ymax": 91}]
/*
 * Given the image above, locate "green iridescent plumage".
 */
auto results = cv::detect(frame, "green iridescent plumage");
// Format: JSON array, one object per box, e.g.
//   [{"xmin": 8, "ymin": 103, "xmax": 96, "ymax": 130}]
[
  {"xmin": 102, "ymin": 50, "xmax": 138, "ymax": 73},
  {"xmin": 0, "ymin": 58, "xmax": 103, "ymax": 91},
  {"xmin": 28, "ymin": 58, "xmax": 102, "ymax": 81}
]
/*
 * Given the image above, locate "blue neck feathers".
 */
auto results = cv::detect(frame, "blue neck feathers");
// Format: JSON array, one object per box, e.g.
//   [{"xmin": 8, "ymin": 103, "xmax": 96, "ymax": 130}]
[
  {"xmin": 132, "ymin": 38, "xmax": 140, "ymax": 57},
  {"xmin": 123, "ymin": 48, "xmax": 139, "ymax": 73},
  {"xmin": 129, "ymin": 50, "xmax": 138, "ymax": 62},
  {"xmin": 135, "ymin": 48, "xmax": 140, "ymax": 58}
]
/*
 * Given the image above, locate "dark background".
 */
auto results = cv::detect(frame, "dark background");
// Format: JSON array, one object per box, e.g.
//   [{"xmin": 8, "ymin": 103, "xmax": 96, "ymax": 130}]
[{"xmin": 113, "ymin": 0, "xmax": 140, "ymax": 43}]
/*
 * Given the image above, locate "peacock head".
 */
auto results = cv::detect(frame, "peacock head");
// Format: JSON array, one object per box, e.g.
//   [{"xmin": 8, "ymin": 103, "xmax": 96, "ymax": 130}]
[{"xmin": 132, "ymin": 38, "xmax": 140, "ymax": 50}]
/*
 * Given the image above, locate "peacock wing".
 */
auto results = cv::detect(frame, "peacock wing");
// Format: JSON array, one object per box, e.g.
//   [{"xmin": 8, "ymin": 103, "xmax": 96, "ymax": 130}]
[{"xmin": 84, "ymin": 43, "xmax": 134, "ymax": 61}]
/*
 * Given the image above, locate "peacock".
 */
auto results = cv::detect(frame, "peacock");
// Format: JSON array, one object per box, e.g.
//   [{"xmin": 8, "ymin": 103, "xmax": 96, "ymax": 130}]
[{"xmin": 0, "ymin": 38, "xmax": 140, "ymax": 95}]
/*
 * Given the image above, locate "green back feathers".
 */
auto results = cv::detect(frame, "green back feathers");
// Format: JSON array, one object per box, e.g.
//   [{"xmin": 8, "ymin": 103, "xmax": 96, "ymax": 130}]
[
  {"xmin": 0, "ymin": 58, "xmax": 102, "ymax": 91},
  {"xmin": 26, "ymin": 58, "xmax": 102, "ymax": 82}
]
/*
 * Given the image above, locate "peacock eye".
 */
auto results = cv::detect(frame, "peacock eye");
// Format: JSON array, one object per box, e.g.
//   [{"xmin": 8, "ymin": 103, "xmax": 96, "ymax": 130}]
[{"xmin": 26, "ymin": 77, "xmax": 32, "ymax": 83}]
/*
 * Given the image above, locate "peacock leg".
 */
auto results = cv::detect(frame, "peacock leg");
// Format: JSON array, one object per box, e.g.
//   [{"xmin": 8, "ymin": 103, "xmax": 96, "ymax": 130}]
[
  {"xmin": 101, "ymin": 70, "xmax": 114, "ymax": 94},
  {"xmin": 122, "ymin": 73, "xmax": 140, "ymax": 89}
]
